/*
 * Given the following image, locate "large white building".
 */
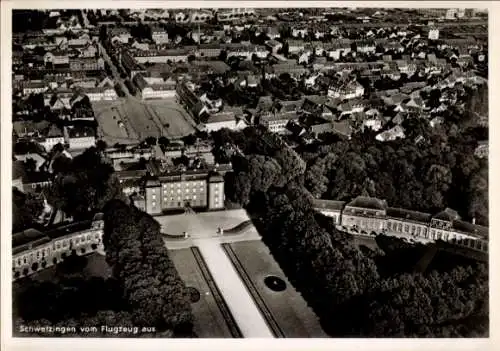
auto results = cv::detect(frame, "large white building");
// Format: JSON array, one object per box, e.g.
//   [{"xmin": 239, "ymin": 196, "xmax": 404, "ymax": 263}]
[
  {"xmin": 328, "ymin": 80, "xmax": 365, "ymax": 100},
  {"xmin": 202, "ymin": 108, "xmax": 248, "ymax": 132},
  {"xmin": 313, "ymin": 197, "xmax": 488, "ymax": 253},
  {"xmin": 133, "ymin": 74, "xmax": 177, "ymax": 100},
  {"xmin": 64, "ymin": 125, "xmax": 96, "ymax": 150},
  {"xmin": 12, "ymin": 215, "xmax": 104, "ymax": 281},
  {"xmin": 260, "ymin": 112, "xmax": 299, "ymax": 134}
]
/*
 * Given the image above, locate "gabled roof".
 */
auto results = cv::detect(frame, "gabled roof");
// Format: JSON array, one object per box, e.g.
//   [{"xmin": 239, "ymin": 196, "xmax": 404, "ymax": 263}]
[{"xmin": 45, "ymin": 124, "xmax": 64, "ymax": 137}]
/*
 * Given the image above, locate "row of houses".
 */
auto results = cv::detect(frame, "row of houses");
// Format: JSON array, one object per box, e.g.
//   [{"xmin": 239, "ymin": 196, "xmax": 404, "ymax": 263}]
[
  {"xmin": 14, "ymin": 121, "xmax": 97, "ymax": 153},
  {"xmin": 18, "ymin": 76, "xmax": 118, "ymax": 102},
  {"xmin": 121, "ymin": 42, "xmax": 269, "ymax": 66}
]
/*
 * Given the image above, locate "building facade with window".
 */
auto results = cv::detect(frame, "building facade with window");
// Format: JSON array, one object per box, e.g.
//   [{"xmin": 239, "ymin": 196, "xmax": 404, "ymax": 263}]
[
  {"xmin": 12, "ymin": 214, "xmax": 104, "ymax": 281},
  {"xmin": 313, "ymin": 197, "xmax": 488, "ymax": 253},
  {"xmin": 143, "ymin": 168, "xmax": 228, "ymax": 215}
]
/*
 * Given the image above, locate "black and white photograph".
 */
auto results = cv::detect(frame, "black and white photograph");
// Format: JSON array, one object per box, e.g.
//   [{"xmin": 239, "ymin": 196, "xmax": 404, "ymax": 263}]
[{"xmin": 1, "ymin": 2, "xmax": 493, "ymax": 346}]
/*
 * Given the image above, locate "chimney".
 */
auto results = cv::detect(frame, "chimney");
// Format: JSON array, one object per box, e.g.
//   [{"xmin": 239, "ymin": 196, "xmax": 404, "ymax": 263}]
[{"xmin": 472, "ymin": 217, "xmax": 476, "ymax": 225}]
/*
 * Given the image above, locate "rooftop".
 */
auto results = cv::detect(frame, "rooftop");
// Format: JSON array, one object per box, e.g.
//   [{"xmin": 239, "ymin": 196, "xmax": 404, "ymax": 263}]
[
  {"xmin": 13, "ymin": 228, "xmax": 48, "ymax": 249},
  {"xmin": 313, "ymin": 199, "xmax": 346, "ymax": 211},
  {"xmin": 346, "ymin": 196, "xmax": 387, "ymax": 211},
  {"xmin": 386, "ymin": 207, "xmax": 432, "ymax": 224}
]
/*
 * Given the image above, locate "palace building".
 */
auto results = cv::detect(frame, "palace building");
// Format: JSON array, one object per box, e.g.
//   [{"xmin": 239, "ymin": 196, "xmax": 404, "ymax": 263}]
[
  {"xmin": 12, "ymin": 214, "xmax": 104, "ymax": 281},
  {"xmin": 140, "ymin": 168, "xmax": 226, "ymax": 215},
  {"xmin": 314, "ymin": 196, "xmax": 489, "ymax": 253},
  {"xmin": 116, "ymin": 161, "xmax": 232, "ymax": 216}
]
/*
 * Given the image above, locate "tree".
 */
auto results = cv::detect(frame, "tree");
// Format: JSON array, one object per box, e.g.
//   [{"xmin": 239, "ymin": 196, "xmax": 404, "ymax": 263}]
[
  {"xmin": 13, "ymin": 189, "xmax": 44, "ymax": 232},
  {"xmin": 218, "ymin": 49, "xmax": 228, "ymax": 62},
  {"xmin": 96, "ymin": 140, "xmax": 108, "ymax": 151},
  {"xmin": 224, "ymin": 126, "xmax": 488, "ymax": 337},
  {"xmin": 304, "ymin": 157, "xmax": 329, "ymax": 198},
  {"xmin": 145, "ymin": 136, "xmax": 157, "ymax": 146},
  {"xmin": 48, "ymin": 147, "xmax": 126, "ymax": 220},
  {"xmin": 182, "ymin": 134, "xmax": 197, "ymax": 146},
  {"xmin": 281, "ymin": 41, "xmax": 289, "ymax": 56},
  {"xmin": 158, "ymin": 136, "xmax": 170, "ymax": 147},
  {"xmin": 102, "ymin": 200, "xmax": 194, "ymax": 333},
  {"xmin": 24, "ymin": 157, "xmax": 37, "ymax": 173}
]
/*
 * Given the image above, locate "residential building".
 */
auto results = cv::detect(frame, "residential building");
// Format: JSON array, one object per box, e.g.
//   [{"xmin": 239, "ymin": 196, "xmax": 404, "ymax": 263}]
[
  {"xmin": 203, "ymin": 107, "xmax": 247, "ymax": 132},
  {"xmin": 12, "ymin": 214, "xmax": 104, "ymax": 281},
  {"xmin": 151, "ymin": 26, "xmax": 169, "ymax": 44},
  {"xmin": 328, "ymin": 80, "xmax": 364, "ymax": 100},
  {"xmin": 83, "ymin": 86, "xmax": 118, "ymax": 101},
  {"xmin": 260, "ymin": 112, "xmax": 299, "ymax": 134},
  {"xmin": 133, "ymin": 73, "xmax": 177, "ymax": 100},
  {"xmin": 36, "ymin": 124, "xmax": 65, "ymax": 151},
  {"xmin": 216, "ymin": 8, "xmax": 256, "ymax": 22},
  {"xmin": 190, "ymin": 9, "xmax": 214, "ymax": 23},
  {"xmin": 69, "ymin": 57, "xmax": 105, "ymax": 71},
  {"xmin": 176, "ymin": 82, "xmax": 209, "ymax": 122},
  {"xmin": 313, "ymin": 199, "xmax": 345, "ymax": 225},
  {"xmin": 64, "ymin": 125, "xmax": 96, "ymax": 150},
  {"xmin": 133, "ymin": 48, "xmax": 191, "ymax": 63},
  {"xmin": 44, "ymin": 51, "xmax": 70, "ymax": 66}
]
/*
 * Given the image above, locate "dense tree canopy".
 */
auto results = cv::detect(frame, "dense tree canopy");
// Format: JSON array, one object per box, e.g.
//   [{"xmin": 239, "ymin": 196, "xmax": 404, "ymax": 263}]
[
  {"xmin": 103, "ymin": 200, "xmax": 194, "ymax": 335},
  {"xmin": 217, "ymin": 126, "xmax": 488, "ymax": 337},
  {"xmin": 12, "ymin": 189, "xmax": 44, "ymax": 232},
  {"xmin": 48, "ymin": 147, "xmax": 127, "ymax": 220}
]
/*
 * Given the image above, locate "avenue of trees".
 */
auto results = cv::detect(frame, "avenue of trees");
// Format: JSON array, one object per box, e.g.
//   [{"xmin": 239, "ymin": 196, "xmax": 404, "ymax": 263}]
[
  {"xmin": 217, "ymin": 126, "xmax": 488, "ymax": 337},
  {"xmin": 102, "ymin": 200, "xmax": 194, "ymax": 336}
]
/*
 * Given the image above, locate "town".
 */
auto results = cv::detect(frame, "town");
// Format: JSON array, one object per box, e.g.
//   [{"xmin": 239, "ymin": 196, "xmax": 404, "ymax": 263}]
[{"xmin": 11, "ymin": 7, "xmax": 489, "ymax": 339}]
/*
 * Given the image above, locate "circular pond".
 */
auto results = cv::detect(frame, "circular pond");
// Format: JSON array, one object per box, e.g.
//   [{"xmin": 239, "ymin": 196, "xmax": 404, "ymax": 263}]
[
  {"xmin": 187, "ymin": 287, "xmax": 201, "ymax": 303},
  {"xmin": 264, "ymin": 276, "xmax": 287, "ymax": 292}
]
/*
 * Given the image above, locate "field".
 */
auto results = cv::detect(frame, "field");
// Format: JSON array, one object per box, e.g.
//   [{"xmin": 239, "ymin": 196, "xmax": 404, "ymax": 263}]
[
  {"xmin": 146, "ymin": 99, "xmax": 197, "ymax": 139},
  {"xmin": 168, "ymin": 248, "xmax": 236, "ymax": 338},
  {"xmin": 92, "ymin": 100, "xmax": 140, "ymax": 145},
  {"xmin": 92, "ymin": 97, "xmax": 196, "ymax": 145},
  {"xmin": 227, "ymin": 240, "xmax": 329, "ymax": 338}
]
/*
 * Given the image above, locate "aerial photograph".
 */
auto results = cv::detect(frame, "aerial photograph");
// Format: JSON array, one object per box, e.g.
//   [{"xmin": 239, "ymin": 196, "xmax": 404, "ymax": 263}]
[{"xmin": 9, "ymin": 7, "xmax": 488, "ymax": 338}]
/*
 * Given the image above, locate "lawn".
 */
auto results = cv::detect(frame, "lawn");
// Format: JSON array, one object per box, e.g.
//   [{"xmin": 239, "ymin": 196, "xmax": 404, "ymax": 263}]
[
  {"xmin": 92, "ymin": 100, "xmax": 139, "ymax": 145},
  {"xmin": 156, "ymin": 209, "xmax": 250, "ymax": 238},
  {"xmin": 228, "ymin": 240, "xmax": 329, "ymax": 338},
  {"xmin": 93, "ymin": 98, "xmax": 196, "ymax": 144},
  {"xmin": 168, "ymin": 248, "xmax": 234, "ymax": 338},
  {"xmin": 146, "ymin": 100, "xmax": 196, "ymax": 139}
]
